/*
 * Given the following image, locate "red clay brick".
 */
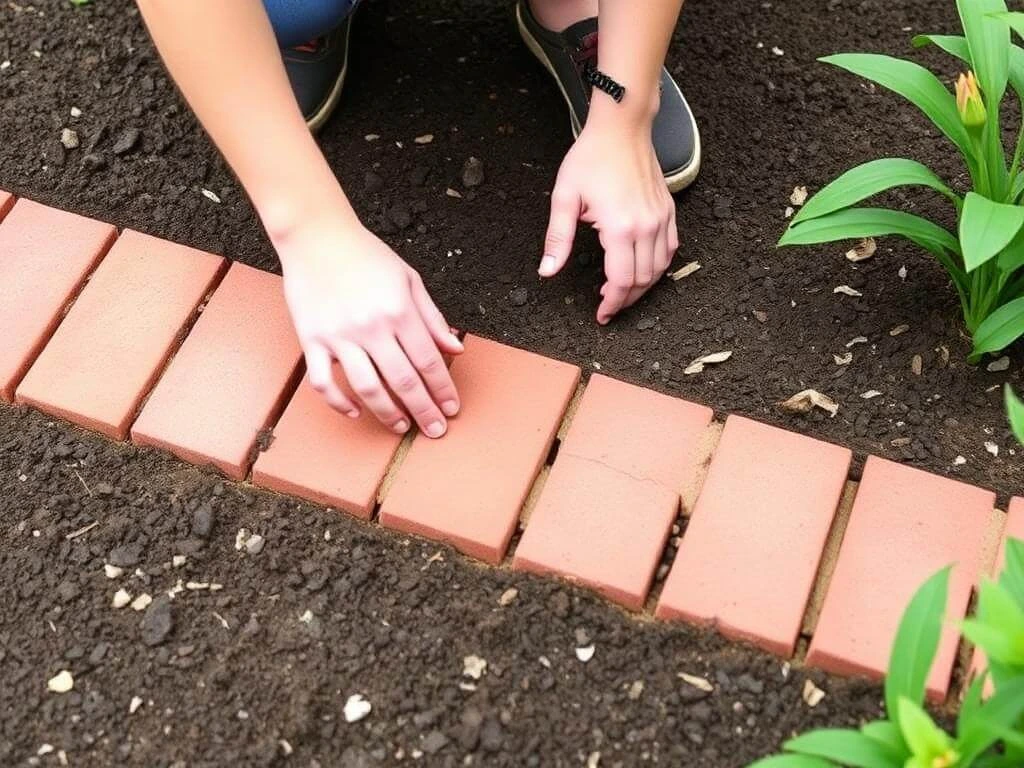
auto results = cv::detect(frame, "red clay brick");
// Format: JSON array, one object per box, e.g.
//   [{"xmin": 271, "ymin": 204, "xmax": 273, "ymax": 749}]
[
  {"xmin": 0, "ymin": 190, "xmax": 13, "ymax": 221},
  {"xmin": 0, "ymin": 199, "xmax": 116, "ymax": 401},
  {"xmin": 252, "ymin": 367, "xmax": 403, "ymax": 518},
  {"xmin": 513, "ymin": 456, "xmax": 679, "ymax": 609},
  {"xmin": 807, "ymin": 456, "xmax": 994, "ymax": 701},
  {"xmin": 512, "ymin": 375, "xmax": 712, "ymax": 608},
  {"xmin": 16, "ymin": 231, "xmax": 225, "ymax": 439},
  {"xmin": 379, "ymin": 335, "xmax": 580, "ymax": 564},
  {"xmin": 131, "ymin": 263, "xmax": 302, "ymax": 480},
  {"xmin": 556, "ymin": 374, "xmax": 714, "ymax": 489},
  {"xmin": 656, "ymin": 416, "xmax": 851, "ymax": 655}
]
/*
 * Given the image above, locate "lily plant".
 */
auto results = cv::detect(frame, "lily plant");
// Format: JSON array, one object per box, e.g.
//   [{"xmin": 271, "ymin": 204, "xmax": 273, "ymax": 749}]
[
  {"xmin": 779, "ymin": 0, "xmax": 1024, "ymax": 364},
  {"xmin": 749, "ymin": 538, "xmax": 1024, "ymax": 768}
]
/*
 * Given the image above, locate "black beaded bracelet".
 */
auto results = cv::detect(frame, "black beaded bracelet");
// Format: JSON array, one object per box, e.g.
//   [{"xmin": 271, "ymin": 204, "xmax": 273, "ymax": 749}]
[{"xmin": 583, "ymin": 64, "xmax": 626, "ymax": 103}]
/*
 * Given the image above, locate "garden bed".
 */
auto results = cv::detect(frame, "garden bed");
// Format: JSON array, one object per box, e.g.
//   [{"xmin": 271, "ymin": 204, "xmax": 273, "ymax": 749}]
[
  {"xmin": 0, "ymin": 0, "xmax": 1020, "ymax": 496},
  {"xmin": 0, "ymin": 404, "xmax": 896, "ymax": 766}
]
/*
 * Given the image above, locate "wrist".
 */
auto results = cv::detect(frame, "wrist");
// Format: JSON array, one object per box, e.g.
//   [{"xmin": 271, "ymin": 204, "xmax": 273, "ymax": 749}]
[
  {"xmin": 259, "ymin": 177, "xmax": 362, "ymax": 251},
  {"xmin": 584, "ymin": 84, "xmax": 659, "ymax": 136}
]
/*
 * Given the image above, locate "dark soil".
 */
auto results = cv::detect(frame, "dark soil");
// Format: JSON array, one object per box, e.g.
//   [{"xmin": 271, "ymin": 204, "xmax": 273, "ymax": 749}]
[
  {"xmin": 0, "ymin": 0, "xmax": 1021, "ymax": 498},
  {"xmin": 0, "ymin": 403, "xmax": 897, "ymax": 767},
  {"xmin": 0, "ymin": 1, "xmax": 1015, "ymax": 760}
]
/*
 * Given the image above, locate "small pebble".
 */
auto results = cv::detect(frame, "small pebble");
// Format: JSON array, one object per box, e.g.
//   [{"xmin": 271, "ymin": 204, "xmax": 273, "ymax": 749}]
[
  {"xmin": 60, "ymin": 128, "xmax": 79, "ymax": 149},
  {"xmin": 344, "ymin": 694, "xmax": 372, "ymax": 723},
  {"xmin": 47, "ymin": 670, "xmax": 74, "ymax": 694}
]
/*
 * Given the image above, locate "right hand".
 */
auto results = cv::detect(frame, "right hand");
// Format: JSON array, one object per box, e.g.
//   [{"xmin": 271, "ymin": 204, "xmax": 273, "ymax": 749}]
[{"xmin": 275, "ymin": 219, "xmax": 463, "ymax": 438}]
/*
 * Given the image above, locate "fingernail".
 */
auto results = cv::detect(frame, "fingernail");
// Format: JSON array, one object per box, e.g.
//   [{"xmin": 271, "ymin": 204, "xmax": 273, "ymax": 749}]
[
  {"xmin": 449, "ymin": 334, "xmax": 465, "ymax": 352},
  {"xmin": 425, "ymin": 420, "xmax": 446, "ymax": 438},
  {"xmin": 441, "ymin": 400, "xmax": 459, "ymax": 417},
  {"xmin": 394, "ymin": 420, "xmax": 410, "ymax": 434},
  {"xmin": 347, "ymin": 409, "xmax": 360, "ymax": 419},
  {"xmin": 539, "ymin": 254, "xmax": 556, "ymax": 275}
]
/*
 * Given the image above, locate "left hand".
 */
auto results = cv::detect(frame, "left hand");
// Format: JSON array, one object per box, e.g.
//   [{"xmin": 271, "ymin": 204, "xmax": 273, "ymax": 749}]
[{"xmin": 539, "ymin": 119, "xmax": 678, "ymax": 325}]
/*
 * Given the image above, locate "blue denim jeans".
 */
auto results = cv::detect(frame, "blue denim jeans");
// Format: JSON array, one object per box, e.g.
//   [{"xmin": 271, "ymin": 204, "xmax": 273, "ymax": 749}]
[{"xmin": 263, "ymin": 0, "xmax": 359, "ymax": 48}]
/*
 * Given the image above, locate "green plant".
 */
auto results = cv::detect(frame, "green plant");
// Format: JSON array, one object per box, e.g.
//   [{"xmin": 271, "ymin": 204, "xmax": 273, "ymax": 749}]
[
  {"xmin": 748, "ymin": 538, "xmax": 1024, "ymax": 768},
  {"xmin": 779, "ymin": 0, "xmax": 1024, "ymax": 362},
  {"xmin": 1008, "ymin": 385, "xmax": 1024, "ymax": 443}
]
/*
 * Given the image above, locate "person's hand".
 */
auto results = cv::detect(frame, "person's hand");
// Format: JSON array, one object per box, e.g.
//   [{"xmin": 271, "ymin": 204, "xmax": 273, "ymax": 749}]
[
  {"xmin": 539, "ymin": 118, "xmax": 678, "ymax": 324},
  {"xmin": 275, "ymin": 218, "xmax": 463, "ymax": 438}
]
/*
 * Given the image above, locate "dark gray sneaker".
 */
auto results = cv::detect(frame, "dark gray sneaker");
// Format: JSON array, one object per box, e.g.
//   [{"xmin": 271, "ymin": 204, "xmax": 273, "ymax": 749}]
[
  {"xmin": 515, "ymin": 0, "xmax": 701, "ymax": 193},
  {"xmin": 281, "ymin": 16, "xmax": 354, "ymax": 133}
]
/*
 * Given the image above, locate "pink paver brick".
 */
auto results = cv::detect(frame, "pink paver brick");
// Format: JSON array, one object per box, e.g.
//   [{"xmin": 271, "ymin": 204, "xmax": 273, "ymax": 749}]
[
  {"xmin": 556, "ymin": 374, "xmax": 714, "ymax": 489},
  {"xmin": 16, "ymin": 231, "xmax": 225, "ymax": 440},
  {"xmin": 970, "ymin": 497, "xmax": 1024, "ymax": 690},
  {"xmin": 252, "ymin": 366, "xmax": 403, "ymax": 518},
  {"xmin": 0, "ymin": 199, "xmax": 116, "ymax": 401},
  {"xmin": 807, "ymin": 456, "xmax": 994, "ymax": 701},
  {"xmin": 131, "ymin": 262, "xmax": 302, "ymax": 480},
  {"xmin": 656, "ymin": 415, "xmax": 851, "ymax": 656},
  {"xmin": 379, "ymin": 334, "xmax": 580, "ymax": 564},
  {"xmin": 514, "ymin": 456, "xmax": 680, "ymax": 609},
  {"xmin": 513, "ymin": 374, "xmax": 713, "ymax": 609},
  {"xmin": 0, "ymin": 190, "xmax": 13, "ymax": 221}
]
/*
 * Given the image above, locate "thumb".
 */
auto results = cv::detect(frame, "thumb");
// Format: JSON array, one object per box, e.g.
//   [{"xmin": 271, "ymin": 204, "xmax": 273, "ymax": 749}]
[{"xmin": 539, "ymin": 185, "xmax": 581, "ymax": 277}]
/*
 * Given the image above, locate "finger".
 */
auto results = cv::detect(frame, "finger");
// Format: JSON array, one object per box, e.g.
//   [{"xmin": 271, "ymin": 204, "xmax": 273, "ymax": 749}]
[
  {"xmin": 369, "ymin": 337, "xmax": 448, "ymax": 439},
  {"xmin": 397, "ymin": 317, "xmax": 460, "ymax": 418},
  {"xmin": 667, "ymin": 206, "xmax": 680, "ymax": 253},
  {"xmin": 336, "ymin": 341, "xmax": 410, "ymax": 434},
  {"xmin": 539, "ymin": 184, "xmax": 582, "ymax": 277},
  {"xmin": 410, "ymin": 275, "xmax": 464, "ymax": 356},
  {"xmin": 634, "ymin": 229, "xmax": 657, "ymax": 290},
  {"xmin": 304, "ymin": 343, "xmax": 359, "ymax": 417},
  {"xmin": 596, "ymin": 231, "xmax": 635, "ymax": 325},
  {"xmin": 654, "ymin": 217, "xmax": 672, "ymax": 277}
]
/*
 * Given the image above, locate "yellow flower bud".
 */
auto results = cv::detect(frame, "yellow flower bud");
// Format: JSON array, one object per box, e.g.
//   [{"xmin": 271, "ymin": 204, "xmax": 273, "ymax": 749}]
[{"xmin": 956, "ymin": 71, "xmax": 986, "ymax": 129}]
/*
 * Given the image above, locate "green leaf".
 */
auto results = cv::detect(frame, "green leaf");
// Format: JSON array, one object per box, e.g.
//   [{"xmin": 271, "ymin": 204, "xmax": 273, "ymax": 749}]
[
  {"xmin": 781, "ymin": 208, "xmax": 960, "ymax": 257},
  {"xmin": 781, "ymin": 208, "xmax": 967, "ymax": 295},
  {"xmin": 971, "ymin": 295, "xmax": 1024, "ymax": 356},
  {"xmin": 783, "ymin": 729, "xmax": 897, "ymax": 768},
  {"xmin": 897, "ymin": 698, "xmax": 955, "ymax": 760},
  {"xmin": 860, "ymin": 722, "xmax": 908, "ymax": 761},
  {"xmin": 1002, "ymin": 538, "xmax": 1024, "ymax": 605},
  {"xmin": 1008, "ymin": 386, "xmax": 1024, "ymax": 445},
  {"xmin": 913, "ymin": 34, "xmax": 1024, "ymax": 104},
  {"xmin": 884, "ymin": 567, "xmax": 950, "ymax": 731},
  {"xmin": 993, "ymin": 11, "xmax": 1024, "ymax": 41},
  {"xmin": 957, "ymin": 673, "xmax": 987, "ymax": 736},
  {"xmin": 912, "ymin": 33, "xmax": 971, "ymax": 60},
  {"xmin": 791, "ymin": 159, "xmax": 957, "ymax": 225},
  {"xmin": 959, "ymin": 192, "xmax": 1024, "ymax": 271},
  {"xmin": 959, "ymin": 0, "xmax": 1011, "ymax": 107},
  {"xmin": 962, "ymin": 619, "xmax": 1020, "ymax": 666},
  {"xmin": 821, "ymin": 54, "xmax": 976, "ymax": 165},
  {"xmin": 746, "ymin": 756, "xmax": 837, "ymax": 768},
  {"xmin": 956, "ymin": 678, "xmax": 1024, "ymax": 762}
]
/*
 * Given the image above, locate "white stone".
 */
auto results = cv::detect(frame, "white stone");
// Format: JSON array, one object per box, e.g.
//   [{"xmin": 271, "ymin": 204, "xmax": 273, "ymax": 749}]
[
  {"xmin": 344, "ymin": 694, "xmax": 372, "ymax": 723},
  {"xmin": 47, "ymin": 670, "xmax": 74, "ymax": 693}
]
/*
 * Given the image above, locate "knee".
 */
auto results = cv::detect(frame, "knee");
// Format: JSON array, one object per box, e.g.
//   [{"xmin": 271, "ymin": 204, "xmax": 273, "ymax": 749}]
[{"xmin": 262, "ymin": 0, "xmax": 356, "ymax": 48}]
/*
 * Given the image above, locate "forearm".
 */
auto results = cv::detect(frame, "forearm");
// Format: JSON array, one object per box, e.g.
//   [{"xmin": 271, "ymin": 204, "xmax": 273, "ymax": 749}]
[
  {"xmin": 135, "ymin": 0, "xmax": 358, "ymax": 242},
  {"xmin": 590, "ymin": 0, "xmax": 684, "ymax": 131}
]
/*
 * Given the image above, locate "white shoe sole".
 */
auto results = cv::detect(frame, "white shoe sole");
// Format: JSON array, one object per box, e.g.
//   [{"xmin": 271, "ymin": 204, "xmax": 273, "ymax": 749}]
[{"xmin": 304, "ymin": 18, "xmax": 353, "ymax": 133}]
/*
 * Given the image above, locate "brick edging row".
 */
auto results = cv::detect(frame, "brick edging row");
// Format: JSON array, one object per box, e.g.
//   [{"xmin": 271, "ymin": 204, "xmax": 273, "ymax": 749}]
[{"xmin": 1, "ymin": 191, "xmax": 1021, "ymax": 706}]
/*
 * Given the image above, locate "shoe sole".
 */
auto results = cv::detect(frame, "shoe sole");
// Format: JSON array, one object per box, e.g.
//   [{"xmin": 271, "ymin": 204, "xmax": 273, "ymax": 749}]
[
  {"xmin": 305, "ymin": 16, "xmax": 353, "ymax": 133},
  {"xmin": 515, "ymin": 3, "xmax": 701, "ymax": 194}
]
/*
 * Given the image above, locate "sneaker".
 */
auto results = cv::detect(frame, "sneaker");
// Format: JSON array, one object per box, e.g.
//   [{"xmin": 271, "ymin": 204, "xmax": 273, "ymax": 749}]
[
  {"xmin": 515, "ymin": 0, "xmax": 701, "ymax": 193},
  {"xmin": 282, "ymin": 15, "xmax": 354, "ymax": 133}
]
